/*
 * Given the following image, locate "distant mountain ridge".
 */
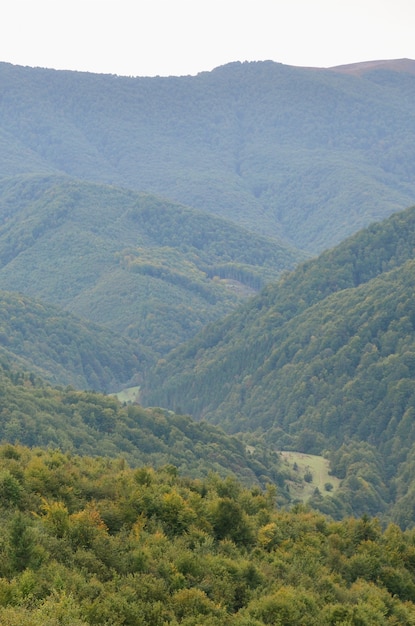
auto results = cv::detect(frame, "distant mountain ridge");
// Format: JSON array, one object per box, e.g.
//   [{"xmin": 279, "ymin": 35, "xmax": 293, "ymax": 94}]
[
  {"xmin": 1, "ymin": 59, "xmax": 415, "ymax": 254},
  {"xmin": 0, "ymin": 58, "xmax": 414, "ymax": 388},
  {"xmin": 1, "ymin": 59, "xmax": 415, "ymax": 524},
  {"xmin": 330, "ymin": 58, "xmax": 415, "ymax": 76}
]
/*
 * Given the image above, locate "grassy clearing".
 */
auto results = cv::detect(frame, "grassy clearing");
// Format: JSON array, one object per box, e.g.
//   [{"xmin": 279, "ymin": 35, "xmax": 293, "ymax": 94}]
[
  {"xmin": 112, "ymin": 386, "xmax": 141, "ymax": 404},
  {"xmin": 279, "ymin": 451, "xmax": 341, "ymax": 502}
]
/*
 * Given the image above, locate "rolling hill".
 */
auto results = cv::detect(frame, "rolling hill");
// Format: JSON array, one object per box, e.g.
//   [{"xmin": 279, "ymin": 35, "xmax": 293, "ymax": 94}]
[
  {"xmin": 2, "ymin": 59, "xmax": 415, "ymax": 523},
  {"xmin": 144, "ymin": 203, "xmax": 415, "ymax": 422},
  {"xmin": 143, "ymin": 204, "xmax": 415, "ymax": 523},
  {"xmin": 1, "ymin": 59, "xmax": 415, "ymax": 254},
  {"xmin": 3, "ymin": 57, "xmax": 415, "ymax": 623},
  {"xmin": 0, "ymin": 59, "xmax": 414, "ymax": 384},
  {"xmin": 0, "ymin": 174, "xmax": 301, "ymax": 357},
  {"xmin": 0, "ymin": 289, "xmax": 149, "ymax": 390},
  {"xmin": 0, "ymin": 358, "xmax": 286, "ymax": 492}
]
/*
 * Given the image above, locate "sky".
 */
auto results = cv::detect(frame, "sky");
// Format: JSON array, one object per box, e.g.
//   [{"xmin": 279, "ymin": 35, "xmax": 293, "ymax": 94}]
[{"xmin": 1, "ymin": 0, "xmax": 414, "ymax": 78}]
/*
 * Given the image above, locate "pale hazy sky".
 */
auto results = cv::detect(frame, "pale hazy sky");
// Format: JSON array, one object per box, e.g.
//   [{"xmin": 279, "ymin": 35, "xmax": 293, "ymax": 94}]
[{"xmin": 1, "ymin": 0, "xmax": 414, "ymax": 77}]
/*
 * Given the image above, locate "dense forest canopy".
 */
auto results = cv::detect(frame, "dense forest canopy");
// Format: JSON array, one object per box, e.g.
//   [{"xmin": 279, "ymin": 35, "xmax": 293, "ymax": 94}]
[
  {"xmin": 2, "ymin": 58, "xmax": 415, "ymax": 621},
  {"xmin": 143, "ymin": 204, "xmax": 415, "ymax": 524},
  {"xmin": 1, "ymin": 59, "xmax": 415, "ymax": 253},
  {"xmin": 0, "ymin": 58, "xmax": 415, "ymax": 385},
  {"xmin": 0, "ymin": 175, "xmax": 301, "ymax": 363},
  {"xmin": 144, "ymin": 202, "xmax": 415, "ymax": 418},
  {"xmin": 0, "ymin": 358, "xmax": 288, "ymax": 490},
  {"xmin": 0, "ymin": 289, "xmax": 148, "ymax": 390},
  {"xmin": 2, "ymin": 444, "xmax": 415, "ymax": 625}
]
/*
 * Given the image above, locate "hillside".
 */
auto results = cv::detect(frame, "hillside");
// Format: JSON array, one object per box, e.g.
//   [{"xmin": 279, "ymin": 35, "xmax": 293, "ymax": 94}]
[
  {"xmin": 331, "ymin": 58, "xmax": 415, "ymax": 76},
  {"xmin": 0, "ymin": 174, "xmax": 300, "ymax": 357},
  {"xmin": 0, "ymin": 290, "xmax": 149, "ymax": 390},
  {"xmin": 0, "ymin": 359, "xmax": 287, "ymax": 490},
  {"xmin": 1, "ymin": 60, "xmax": 415, "ymax": 253},
  {"xmin": 143, "ymin": 204, "xmax": 415, "ymax": 523},
  {"xmin": 2, "ymin": 446, "xmax": 415, "ymax": 625},
  {"xmin": 3, "ymin": 56, "xmax": 415, "ymax": 623},
  {"xmin": 145, "ymin": 203, "xmax": 415, "ymax": 417}
]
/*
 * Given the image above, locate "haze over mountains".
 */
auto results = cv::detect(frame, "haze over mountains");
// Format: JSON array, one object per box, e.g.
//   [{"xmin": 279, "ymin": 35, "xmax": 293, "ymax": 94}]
[
  {"xmin": 4, "ymin": 58, "xmax": 415, "ymax": 623},
  {"xmin": 0, "ymin": 174, "xmax": 300, "ymax": 360},
  {"xmin": 0, "ymin": 57, "xmax": 415, "ymax": 380},
  {"xmin": 1, "ymin": 58, "xmax": 415, "ymax": 253},
  {"xmin": 0, "ymin": 58, "xmax": 415, "ymax": 525}
]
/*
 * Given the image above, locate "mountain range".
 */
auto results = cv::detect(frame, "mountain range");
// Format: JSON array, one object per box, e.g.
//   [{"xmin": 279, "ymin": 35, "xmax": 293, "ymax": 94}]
[
  {"xmin": 1, "ymin": 58, "xmax": 415, "ymax": 526},
  {"xmin": 0, "ymin": 174, "xmax": 298, "ymax": 360},
  {"xmin": 143, "ymin": 203, "xmax": 415, "ymax": 524},
  {"xmin": 0, "ymin": 58, "xmax": 414, "ymax": 382},
  {"xmin": 1, "ymin": 58, "xmax": 415, "ymax": 254}
]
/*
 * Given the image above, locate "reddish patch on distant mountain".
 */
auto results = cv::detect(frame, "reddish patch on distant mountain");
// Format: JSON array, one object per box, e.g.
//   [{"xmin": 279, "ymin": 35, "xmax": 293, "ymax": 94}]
[{"xmin": 329, "ymin": 58, "xmax": 415, "ymax": 76}]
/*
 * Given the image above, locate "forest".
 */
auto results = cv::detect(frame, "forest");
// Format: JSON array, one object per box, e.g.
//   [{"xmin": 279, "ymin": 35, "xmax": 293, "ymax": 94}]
[
  {"xmin": 1, "ymin": 59, "xmax": 415, "ymax": 254},
  {"xmin": 2, "ymin": 444, "xmax": 415, "ymax": 625},
  {"xmin": 144, "ymin": 203, "xmax": 415, "ymax": 525},
  {"xmin": 0, "ymin": 175, "xmax": 300, "ymax": 358},
  {"xmin": 0, "ymin": 289, "xmax": 148, "ymax": 390},
  {"xmin": 0, "ymin": 357, "xmax": 290, "ymax": 491},
  {"xmin": 1, "ymin": 58, "xmax": 415, "ymax": 622}
]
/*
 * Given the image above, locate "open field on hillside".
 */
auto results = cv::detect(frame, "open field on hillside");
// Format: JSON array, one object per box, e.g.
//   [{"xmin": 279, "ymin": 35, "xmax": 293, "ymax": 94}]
[
  {"xmin": 112, "ymin": 385, "xmax": 141, "ymax": 404},
  {"xmin": 280, "ymin": 451, "xmax": 341, "ymax": 502}
]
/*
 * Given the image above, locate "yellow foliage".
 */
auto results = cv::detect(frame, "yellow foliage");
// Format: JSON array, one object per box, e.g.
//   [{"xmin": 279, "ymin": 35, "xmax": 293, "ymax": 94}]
[{"xmin": 257, "ymin": 521, "xmax": 278, "ymax": 549}]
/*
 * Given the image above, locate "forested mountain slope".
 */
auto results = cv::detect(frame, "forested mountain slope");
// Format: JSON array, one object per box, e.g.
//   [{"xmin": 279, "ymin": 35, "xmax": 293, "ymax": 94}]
[
  {"xmin": 1, "ymin": 59, "xmax": 415, "ymax": 253},
  {"xmin": 4, "ymin": 58, "xmax": 415, "ymax": 623},
  {"xmin": 144, "ymin": 204, "xmax": 415, "ymax": 523},
  {"xmin": 2, "ymin": 445, "xmax": 415, "ymax": 625},
  {"xmin": 0, "ymin": 359, "xmax": 285, "ymax": 489},
  {"xmin": 0, "ymin": 290, "xmax": 149, "ymax": 390},
  {"xmin": 145, "ymin": 203, "xmax": 415, "ymax": 419},
  {"xmin": 0, "ymin": 174, "xmax": 300, "ymax": 356}
]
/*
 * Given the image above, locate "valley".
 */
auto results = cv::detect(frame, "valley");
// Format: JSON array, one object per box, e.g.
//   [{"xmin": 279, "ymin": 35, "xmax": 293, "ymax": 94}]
[{"xmin": 1, "ymin": 57, "xmax": 415, "ymax": 623}]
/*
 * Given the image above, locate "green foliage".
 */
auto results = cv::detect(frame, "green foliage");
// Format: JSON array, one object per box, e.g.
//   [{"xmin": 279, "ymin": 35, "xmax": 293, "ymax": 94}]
[
  {"xmin": 0, "ymin": 289, "xmax": 147, "ymax": 391},
  {"xmin": 0, "ymin": 359, "xmax": 285, "ymax": 490},
  {"xmin": 0, "ymin": 175, "xmax": 300, "ymax": 359},
  {"xmin": 1, "ymin": 60, "xmax": 415, "ymax": 255},
  {"xmin": 304, "ymin": 471, "xmax": 313, "ymax": 483},
  {"xmin": 0, "ymin": 445, "xmax": 415, "ymax": 624},
  {"xmin": 145, "ymin": 204, "xmax": 415, "ymax": 523},
  {"xmin": 4, "ymin": 54, "xmax": 415, "ymax": 625},
  {"xmin": 1, "ymin": 61, "xmax": 415, "ymax": 528}
]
